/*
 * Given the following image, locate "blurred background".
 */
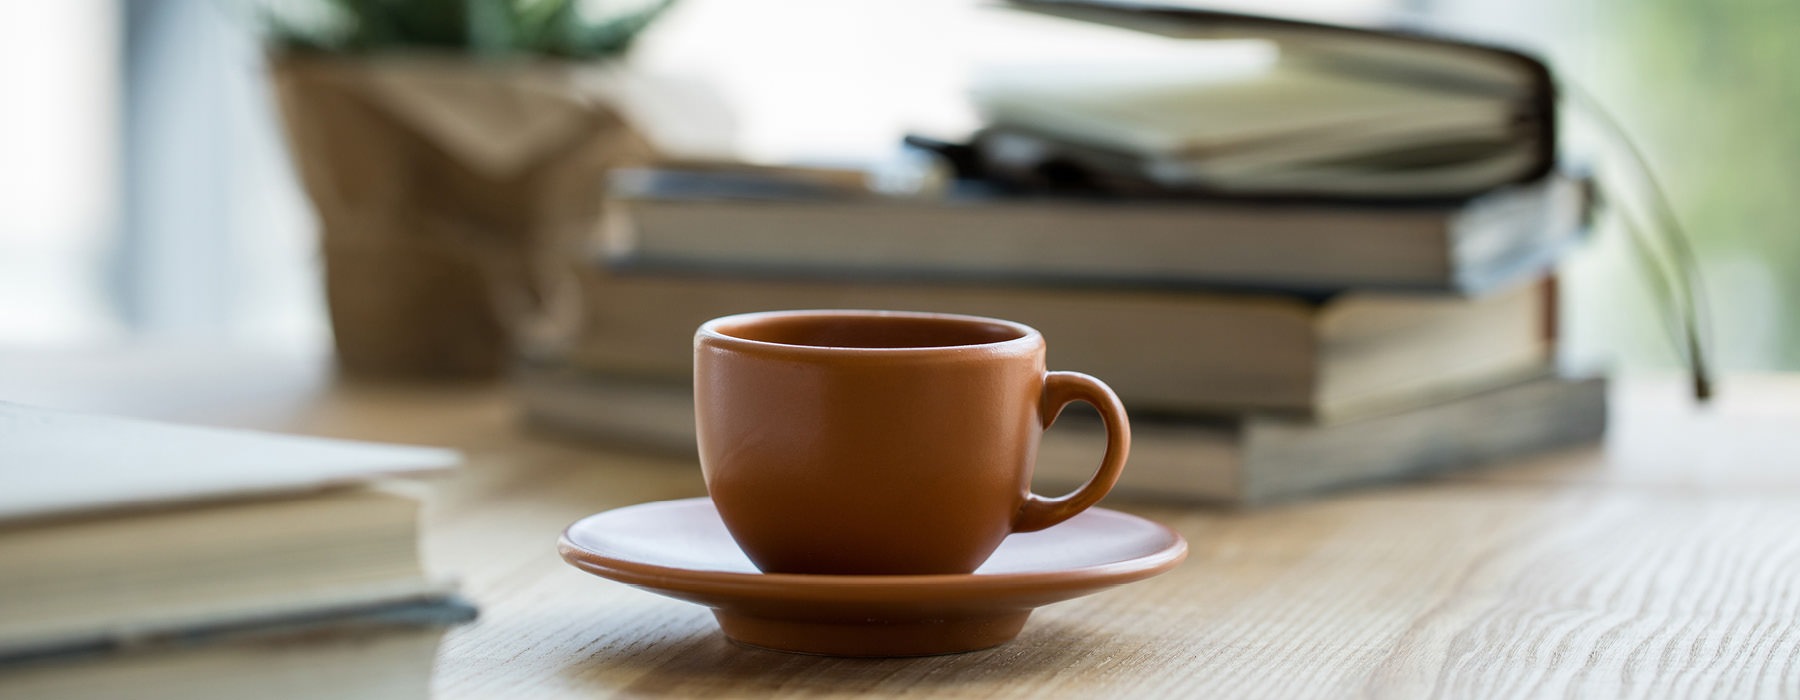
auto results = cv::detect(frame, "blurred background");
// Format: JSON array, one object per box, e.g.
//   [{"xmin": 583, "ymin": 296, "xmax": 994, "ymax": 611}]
[{"xmin": 0, "ymin": 0, "xmax": 1791, "ymax": 371}]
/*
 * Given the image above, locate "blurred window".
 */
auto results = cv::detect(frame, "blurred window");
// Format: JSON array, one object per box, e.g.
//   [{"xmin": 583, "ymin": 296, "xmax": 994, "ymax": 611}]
[
  {"xmin": 0, "ymin": 0, "xmax": 1788, "ymax": 372},
  {"xmin": 0, "ymin": 2, "xmax": 120, "ymax": 343}
]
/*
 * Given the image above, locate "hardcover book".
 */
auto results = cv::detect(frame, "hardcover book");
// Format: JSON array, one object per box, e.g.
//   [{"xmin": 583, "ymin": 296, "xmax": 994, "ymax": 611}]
[
  {"xmin": 603, "ymin": 168, "xmax": 1586, "ymax": 295},
  {"xmin": 565, "ymin": 266, "xmax": 1557, "ymax": 417},
  {"xmin": 0, "ymin": 404, "xmax": 463, "ymax": 661}
]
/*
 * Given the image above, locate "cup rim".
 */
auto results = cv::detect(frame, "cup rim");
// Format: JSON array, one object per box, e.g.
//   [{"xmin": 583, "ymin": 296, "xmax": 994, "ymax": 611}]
[{"xmin": 697, "ymin": 309, "xmax": 1043, "ymax": 357}]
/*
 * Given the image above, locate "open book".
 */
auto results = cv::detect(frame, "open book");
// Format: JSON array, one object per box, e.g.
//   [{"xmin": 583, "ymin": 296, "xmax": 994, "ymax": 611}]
[{"xmin": 975, "ymin": 0, "xmax": 1557, "ymax": 198}]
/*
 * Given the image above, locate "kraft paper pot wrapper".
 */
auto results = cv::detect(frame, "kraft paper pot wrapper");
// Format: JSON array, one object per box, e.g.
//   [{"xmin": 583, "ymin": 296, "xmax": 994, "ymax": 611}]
[{"xmin": 271, "ymin": 55, "xmax": 656, "ymax": 379}]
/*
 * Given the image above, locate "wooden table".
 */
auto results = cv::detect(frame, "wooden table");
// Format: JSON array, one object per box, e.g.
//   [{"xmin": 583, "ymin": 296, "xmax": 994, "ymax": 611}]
[{"xmin": 6, "ymin": 349, "xmax": 1800, "ymax": 698}]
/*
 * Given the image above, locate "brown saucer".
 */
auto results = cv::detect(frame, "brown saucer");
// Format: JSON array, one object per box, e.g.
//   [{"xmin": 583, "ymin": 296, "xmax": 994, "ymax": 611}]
[{"xmin": 558, "ymin": 498, "xmax": 1187, "ymax": 657}]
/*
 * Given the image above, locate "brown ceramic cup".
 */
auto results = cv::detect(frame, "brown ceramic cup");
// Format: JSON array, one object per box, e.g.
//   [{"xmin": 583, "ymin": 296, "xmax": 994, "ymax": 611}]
[{"xmin": 694, "ymin": 309, "xmax": 1130, "ymax": 576}]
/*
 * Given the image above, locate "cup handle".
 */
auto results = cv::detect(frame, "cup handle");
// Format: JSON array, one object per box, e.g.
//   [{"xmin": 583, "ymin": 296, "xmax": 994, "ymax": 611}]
[{"xmin": 1013, "ymin": 371, "xmax": 1131, "ymax": 533}]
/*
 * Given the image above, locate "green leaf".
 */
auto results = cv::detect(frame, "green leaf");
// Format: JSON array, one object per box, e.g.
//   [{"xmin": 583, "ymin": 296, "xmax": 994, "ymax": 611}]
[{"xmin": 259, "ymin": 0, "xmax": 674, "ymax": 59}]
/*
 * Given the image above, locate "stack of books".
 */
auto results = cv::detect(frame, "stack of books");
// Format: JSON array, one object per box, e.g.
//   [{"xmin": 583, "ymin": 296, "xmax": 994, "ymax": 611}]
[
  {"xmin": 520, "ymin": 0, "xmax": 1607, "ymax": 505},
  {"xmin": 0, "ymin": 404, "xmax": 473, "ymax": 699}
]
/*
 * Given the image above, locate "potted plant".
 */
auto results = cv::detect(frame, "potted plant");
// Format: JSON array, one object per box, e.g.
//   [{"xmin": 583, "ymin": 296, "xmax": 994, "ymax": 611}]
[{"xmin": 262, "ymin": 0, "xmax": 672, "ymax": 380}]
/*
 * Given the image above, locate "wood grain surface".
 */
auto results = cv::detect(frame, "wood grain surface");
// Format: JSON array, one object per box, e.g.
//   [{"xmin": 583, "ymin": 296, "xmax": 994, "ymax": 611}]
[{"xmin": 4, "ymin": 350, "xmax": 1799, "ymax": 699}]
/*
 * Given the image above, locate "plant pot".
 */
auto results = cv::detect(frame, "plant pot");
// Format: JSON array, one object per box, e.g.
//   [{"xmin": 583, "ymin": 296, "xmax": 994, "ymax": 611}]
[{"xmin": 270, "ymin": 55, "xmax": 654, "ymax": 380}]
